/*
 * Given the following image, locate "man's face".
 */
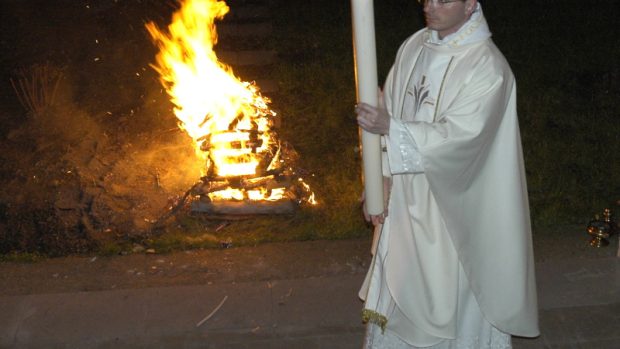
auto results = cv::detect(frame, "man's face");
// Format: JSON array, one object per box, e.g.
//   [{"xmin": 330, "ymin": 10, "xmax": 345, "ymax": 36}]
[{"xmin": 423, "ymin": 0, "xmax": 475, "ymax": 39}]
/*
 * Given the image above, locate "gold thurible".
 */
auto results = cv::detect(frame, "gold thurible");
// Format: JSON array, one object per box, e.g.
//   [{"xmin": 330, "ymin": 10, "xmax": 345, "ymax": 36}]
[{"xmin": 586, "ymin": 208, "xmax": 615, "ymax": 248}]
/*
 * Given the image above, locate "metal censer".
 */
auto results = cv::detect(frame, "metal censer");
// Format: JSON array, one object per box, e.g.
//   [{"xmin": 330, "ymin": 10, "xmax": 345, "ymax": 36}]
[{"xmin": 586, "ymin": 208, "xmax": 616, "ymax": 247}]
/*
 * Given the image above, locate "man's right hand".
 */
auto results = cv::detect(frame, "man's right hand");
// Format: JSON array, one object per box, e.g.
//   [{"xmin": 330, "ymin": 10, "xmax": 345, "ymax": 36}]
[{"xmin": 361, "ymin": 176, "xmax": 391, "ymax": 226}]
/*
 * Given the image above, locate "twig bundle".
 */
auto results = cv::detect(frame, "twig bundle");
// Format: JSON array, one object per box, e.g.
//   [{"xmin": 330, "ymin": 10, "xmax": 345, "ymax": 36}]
[{"xmin": 10, "ymin": 63, "xmax": 63, "ymax": 117}]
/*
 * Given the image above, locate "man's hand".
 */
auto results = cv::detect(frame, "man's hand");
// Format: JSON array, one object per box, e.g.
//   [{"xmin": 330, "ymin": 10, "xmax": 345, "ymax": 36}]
[
  {"xmin": 361, "ymin": 177, "xmax": 392, "ymax": 226},
  {"xmin": 363, "ymin": 198, "xmax": 386, "ymax": 225},
  {"xmin": 355, "ymin": 91, "xmax": 390, "ymax": 135}
]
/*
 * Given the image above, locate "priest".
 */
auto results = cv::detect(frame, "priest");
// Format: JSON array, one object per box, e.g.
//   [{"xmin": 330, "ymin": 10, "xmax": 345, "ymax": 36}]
[{"xmin": 355, "ymin": 0, "xmax": 539, "ymax": 347}]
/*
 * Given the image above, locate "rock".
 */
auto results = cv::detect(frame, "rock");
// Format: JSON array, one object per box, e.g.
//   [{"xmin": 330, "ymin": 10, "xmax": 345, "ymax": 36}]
[{"xmin": 132, "ymin": 244, "xmax": 145, "ymax": 253}]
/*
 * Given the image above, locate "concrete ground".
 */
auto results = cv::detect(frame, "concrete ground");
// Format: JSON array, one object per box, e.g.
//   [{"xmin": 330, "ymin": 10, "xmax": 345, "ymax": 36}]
[{"xmin": 0, "ymin": 235, "xmax": 619, "ymax": 349}]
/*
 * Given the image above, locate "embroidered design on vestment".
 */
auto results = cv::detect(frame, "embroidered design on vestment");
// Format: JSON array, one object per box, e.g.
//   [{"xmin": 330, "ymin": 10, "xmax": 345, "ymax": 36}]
[{"xmin": 407, "ymin": 75, "xmax": 434, "ymax": 116}]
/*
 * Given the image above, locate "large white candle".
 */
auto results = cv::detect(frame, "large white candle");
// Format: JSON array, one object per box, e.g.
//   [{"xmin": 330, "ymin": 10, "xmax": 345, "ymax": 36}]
[{"xmin": 351, "ymin": 0, "xmax": 384, "ymax": 215}]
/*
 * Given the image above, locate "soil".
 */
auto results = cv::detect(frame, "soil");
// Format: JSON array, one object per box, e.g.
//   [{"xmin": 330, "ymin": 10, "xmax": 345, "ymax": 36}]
[
  {"xmin": 0, "ymin": 226, "xmax": 618, "ymax": 297},
  {"xmin": 0, "ymin": 238, "xmax": 374, "ymax": 296}
]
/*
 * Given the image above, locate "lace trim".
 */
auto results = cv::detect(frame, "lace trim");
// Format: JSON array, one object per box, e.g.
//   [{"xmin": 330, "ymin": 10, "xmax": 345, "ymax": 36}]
[{"xmin": 362, "ymin": 309, "xmax": 388, "ymax": 334}]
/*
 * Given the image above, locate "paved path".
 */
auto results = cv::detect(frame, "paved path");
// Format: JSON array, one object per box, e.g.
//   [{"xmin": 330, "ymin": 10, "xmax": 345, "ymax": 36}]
[
  {"xmin": 514, "ymin": 257, "xmax": 620, "ymax": 348},
  {"xmin": 0, "ymin": 275, "xmax": 365, "ymax": 349},
  {"xmin": 1, "ymin": 237, "xmax": 618, "ymax": 348}
]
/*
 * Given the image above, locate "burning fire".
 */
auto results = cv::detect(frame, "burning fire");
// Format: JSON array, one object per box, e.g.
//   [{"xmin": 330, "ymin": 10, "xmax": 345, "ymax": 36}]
[{"xmin": 146, "ymin": 0, "xmax": 315, "ymax": 205}]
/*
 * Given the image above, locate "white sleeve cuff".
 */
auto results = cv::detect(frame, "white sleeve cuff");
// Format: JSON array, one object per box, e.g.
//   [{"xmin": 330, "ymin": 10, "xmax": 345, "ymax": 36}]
[{"xmin": 386, "ymin": 118, "xmax": 425, "ymax": 174}]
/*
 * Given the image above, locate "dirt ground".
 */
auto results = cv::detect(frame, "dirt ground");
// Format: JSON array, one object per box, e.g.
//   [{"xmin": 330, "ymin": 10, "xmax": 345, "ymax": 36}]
[
  {"xmin": 0, "ymin": 229, "xmax": 618, "ymax": 297},
  {"xmin": 0, "ymin": 237, "xmax": 373, "ymax": 296}
]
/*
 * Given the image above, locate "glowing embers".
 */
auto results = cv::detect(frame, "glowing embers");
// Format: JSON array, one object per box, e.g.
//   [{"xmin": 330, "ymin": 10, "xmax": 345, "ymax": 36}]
[{"xmin": 198, "ymin": 113, "xmax": 276, "ymax": 180}]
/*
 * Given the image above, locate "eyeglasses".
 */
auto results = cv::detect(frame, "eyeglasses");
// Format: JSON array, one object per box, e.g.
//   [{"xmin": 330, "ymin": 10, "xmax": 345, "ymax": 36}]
[{"xmin": 417, "ymin": 0, "xmax": 465, "ymax": 5}]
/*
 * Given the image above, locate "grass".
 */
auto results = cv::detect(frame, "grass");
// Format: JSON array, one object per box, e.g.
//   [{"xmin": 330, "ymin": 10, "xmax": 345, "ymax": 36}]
[
  {"xmin": 0, "ymin": 252, "xmax": 45, "ymax": 263},
  {"xmin": 486, "ymin": 1, "xmax": 620, "ymax": 226},
  {"xmin": 269, "ymin": 0, "xmax": 619, "ymax": 232}
]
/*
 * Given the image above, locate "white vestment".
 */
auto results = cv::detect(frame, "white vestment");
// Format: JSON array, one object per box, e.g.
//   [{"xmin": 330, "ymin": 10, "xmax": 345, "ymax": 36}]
[{"xmin": 359, "ymin": 5, "xmax": 539, "ymax": 348}]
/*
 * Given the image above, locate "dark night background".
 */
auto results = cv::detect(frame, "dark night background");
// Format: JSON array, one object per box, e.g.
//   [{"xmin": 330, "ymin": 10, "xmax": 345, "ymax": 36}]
[{"xmin": 0, "ymin": 0, "xmax": 618, "ymax": 256}]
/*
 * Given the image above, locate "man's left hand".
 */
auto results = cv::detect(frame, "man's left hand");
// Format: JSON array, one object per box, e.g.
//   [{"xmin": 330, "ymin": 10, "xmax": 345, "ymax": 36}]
[{"xmin": 355, "ymin": 95, "xmax": 390, "ymax": 135}]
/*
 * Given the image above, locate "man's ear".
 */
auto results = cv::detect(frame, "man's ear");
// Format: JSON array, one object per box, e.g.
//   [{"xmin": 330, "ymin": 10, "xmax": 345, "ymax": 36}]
[{"xmin": 466, "ymin": 0, "xmax": 477, "ymax": 15}]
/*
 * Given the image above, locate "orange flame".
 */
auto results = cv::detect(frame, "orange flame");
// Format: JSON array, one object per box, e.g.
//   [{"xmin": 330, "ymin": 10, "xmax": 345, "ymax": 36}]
[
  {"xmin": 146, "ymin": 0, "xmax": 316, "ymax": 204},
  {"xmin": 146, "ymin": 0, "xmax": 287, "ymax": 201},
  {"xmin": 146, "ymin": 0, "xmax": 276, "ymax": 171}
]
